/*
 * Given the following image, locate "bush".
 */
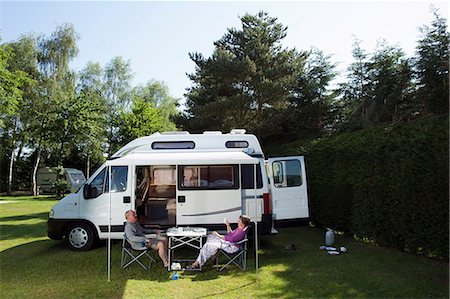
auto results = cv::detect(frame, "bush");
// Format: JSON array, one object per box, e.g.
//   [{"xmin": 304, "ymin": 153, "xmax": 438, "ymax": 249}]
[{"xmin": 299, "ymin": 116, "xmax": 449, "ymax": 259}]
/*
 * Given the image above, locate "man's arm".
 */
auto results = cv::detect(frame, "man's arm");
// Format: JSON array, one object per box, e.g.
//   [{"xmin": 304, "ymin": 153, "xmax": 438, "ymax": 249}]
[{"xmin": 125, "ymin": 223, "xmax": 147, "ymax": 243}]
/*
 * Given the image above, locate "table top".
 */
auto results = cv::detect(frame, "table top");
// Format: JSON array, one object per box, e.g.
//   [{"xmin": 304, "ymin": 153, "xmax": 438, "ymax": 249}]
[{"xmin": 167, "ymin": 227, "xmax": 207, "ymax": 237}]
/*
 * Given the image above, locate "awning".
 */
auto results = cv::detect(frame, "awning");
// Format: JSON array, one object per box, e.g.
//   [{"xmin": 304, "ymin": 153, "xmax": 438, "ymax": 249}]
[{"xmin": 108, "ymin": 151, "xmax": 259, "ymax": 166}]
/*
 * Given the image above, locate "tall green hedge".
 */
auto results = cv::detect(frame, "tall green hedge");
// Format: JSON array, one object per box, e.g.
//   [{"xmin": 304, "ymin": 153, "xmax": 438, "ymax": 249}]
[{"xmin": 299, "ymin": 116, "xmax": 449, "ymax": 259}]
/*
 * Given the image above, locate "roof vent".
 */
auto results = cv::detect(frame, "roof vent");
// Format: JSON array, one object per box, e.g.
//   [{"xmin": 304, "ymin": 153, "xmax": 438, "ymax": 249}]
[
  {"xmin": 203, "ymin": 131, "xmax": 222, "ymax": 135},
  {"xmin": 161, "ymin": 131, "xmax": 190, "ymax": 135},
  {"xmin": 230, "ymin": 129, "xmax": 246, "ymax": 134}
]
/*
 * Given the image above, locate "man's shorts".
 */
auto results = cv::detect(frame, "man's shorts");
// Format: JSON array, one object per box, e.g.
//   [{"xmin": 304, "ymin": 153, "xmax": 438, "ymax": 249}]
[{"xmin": 147, "ymin": 237, "xmax": 159, "ymax": 250}]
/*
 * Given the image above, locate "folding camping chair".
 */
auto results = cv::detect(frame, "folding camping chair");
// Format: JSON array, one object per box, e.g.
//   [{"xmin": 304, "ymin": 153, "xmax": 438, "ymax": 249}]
[
  {"xmin": 121, "ymin": 234, "xmax": 156, "ymax": 270},
  {"xmin": 215, "ymin": 238, "xmax": 248, "ymax": 272}
]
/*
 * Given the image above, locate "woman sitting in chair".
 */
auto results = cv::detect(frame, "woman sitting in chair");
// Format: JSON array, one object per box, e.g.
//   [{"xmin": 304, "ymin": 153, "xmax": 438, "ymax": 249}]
[{"xmin": 188, "ymin": 215, "xmax": 250, "ymax": 269}]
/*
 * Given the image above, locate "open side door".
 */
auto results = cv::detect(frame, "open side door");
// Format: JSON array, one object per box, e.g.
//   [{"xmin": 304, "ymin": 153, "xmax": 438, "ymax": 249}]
[{"xmin": 267, "ymin": 156, "xmax": 309, "ymax": 220}]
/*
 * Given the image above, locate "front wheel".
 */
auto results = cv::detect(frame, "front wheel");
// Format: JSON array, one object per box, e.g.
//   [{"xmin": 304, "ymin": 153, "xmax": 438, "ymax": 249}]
[{"xmin": 65, "ymin": 223, "xmax": 96, "ymax": 251}]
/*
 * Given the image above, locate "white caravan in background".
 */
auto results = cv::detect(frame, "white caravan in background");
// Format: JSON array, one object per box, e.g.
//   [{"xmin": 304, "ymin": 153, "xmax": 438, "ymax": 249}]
[
  {"xmin": 37, "ymin": 167, "xmax": 86, "ymax": 194},
  {"xmin": 47, "ymin": 130, "xmax": 309, "ymax": 250}
]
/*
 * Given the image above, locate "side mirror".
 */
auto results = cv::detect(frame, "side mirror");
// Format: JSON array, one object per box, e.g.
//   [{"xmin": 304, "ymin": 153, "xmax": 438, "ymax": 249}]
[
  {"xmin": 83, "ymin": 184, "xmax": 91, "ymax": 199},
  {"xmin": 83, "ymin": 184, "xmax": 98, "ymax": 199}
]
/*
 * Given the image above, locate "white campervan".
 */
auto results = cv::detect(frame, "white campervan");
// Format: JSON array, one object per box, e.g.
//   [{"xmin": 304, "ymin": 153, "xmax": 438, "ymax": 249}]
[{"xmin": 47, "ymin": 130, "xmax": 309, "ymax": 250}]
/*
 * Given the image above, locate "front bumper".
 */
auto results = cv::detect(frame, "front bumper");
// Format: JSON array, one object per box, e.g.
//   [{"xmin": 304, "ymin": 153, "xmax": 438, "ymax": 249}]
[{"xmin": 47, "ymin": 218, "xmax": 68, "ymax": 240}]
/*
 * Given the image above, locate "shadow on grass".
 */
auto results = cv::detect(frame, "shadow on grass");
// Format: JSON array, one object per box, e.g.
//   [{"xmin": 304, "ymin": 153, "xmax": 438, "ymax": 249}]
[
  {"xmin": 1, "ymin": 223, "xmax": 48, "ymax": 240},
  {"xmin": 193, "ymin": 281, "xmax": 256, "ymax": 298},
  {"xmin": 0, "ymin": 212, "xmax": 49, "ymax": 240},
  {"xmin": 0, "ymin": 212, "xmax": 49, "ymax": 223},
  {"xmin": 0, "ymin": 238, "xmax": 172, "ymax": 298},
  {"xmin": 0, "ymin": 195, "xmax": 63, "ymax": 201}
]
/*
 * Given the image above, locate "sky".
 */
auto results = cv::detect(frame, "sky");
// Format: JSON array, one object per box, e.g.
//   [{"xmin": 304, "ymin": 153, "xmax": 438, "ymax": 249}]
[{"xmin": 1, "ymin": 1, "xmax": 449, "ymax": 103}]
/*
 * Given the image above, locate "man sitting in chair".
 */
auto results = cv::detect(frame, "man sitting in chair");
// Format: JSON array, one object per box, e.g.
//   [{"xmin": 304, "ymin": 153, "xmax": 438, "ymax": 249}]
[
  {"xmin": 188, "ymin": 215, "xmax": 250, "ymax": 269},
  {"xmin": 124, "ymin": 210, "xmax": 169, "ymax": 268}
]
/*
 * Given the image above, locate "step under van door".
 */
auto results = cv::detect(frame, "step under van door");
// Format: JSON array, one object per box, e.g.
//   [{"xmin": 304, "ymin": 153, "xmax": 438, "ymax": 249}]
[{"xmin": 267, "ymin": 156, "xmax": 309, "ymax": 220}]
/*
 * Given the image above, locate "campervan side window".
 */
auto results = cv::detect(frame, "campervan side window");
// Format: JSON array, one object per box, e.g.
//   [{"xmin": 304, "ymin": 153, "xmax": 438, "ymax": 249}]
[
  {"xmin": 179, "ymin": 165, "xmax": 239, "ymax": 190},
  {"xmin": 151, "ymin": 141, "xmax": 195, "ymax": 149},
  {"xmin": 272, "ymin": 160, "xmax": 302, "ymax": 188},
  {"xmin": 225, "ymin": 141, "xmax": 249, "ymax": 148},
  {"xmin": 241, "ymin": 164, "xmax": 263, "ymax": 189},
  {"xmin": 110, "ymin": 166, "xmax": 128, "ymax": 192}
]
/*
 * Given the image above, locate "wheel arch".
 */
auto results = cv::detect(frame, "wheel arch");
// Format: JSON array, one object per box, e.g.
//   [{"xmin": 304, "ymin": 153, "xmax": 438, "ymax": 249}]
[{"xmin": 63, "ymin": 219, "xmax": 99, "ymax": 239}]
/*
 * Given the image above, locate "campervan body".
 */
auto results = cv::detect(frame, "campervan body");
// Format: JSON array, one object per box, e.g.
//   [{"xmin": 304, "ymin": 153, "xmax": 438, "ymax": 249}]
[
  {"xmin": 47, "ymin": 130, "xmax": 309, "ymax": 251},
  {"xmin": 37, "ymin": 167, "xmax": 86, "ymax": 194}
]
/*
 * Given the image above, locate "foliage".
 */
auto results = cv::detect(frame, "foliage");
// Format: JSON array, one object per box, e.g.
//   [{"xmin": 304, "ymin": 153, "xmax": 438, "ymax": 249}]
[
  {"xmin": 53, "ymin": 166, "xmax": 70, "ymax": 196},
  {"xmin": 73, "ymin": 62, "xmax": 109, "ymax": 175},
  {"xmin": 0, "ymin": 35, "xmax": 39, "ymax": 194},
  {"xmin": 182, "ymin": 11, "xmax": 306, "ymax": 139},
  {"xmin": 298, "ymin": 116, "xmax": 449, "ymax": 259},
  {"xmin": 119, "ymin": 98, "xmax": 165, "ymax": 145},
  {"xmin": 281, "ymin": 48, "xmax": 339, "ymax": 141},
  {"xmin": 339, "ymin": 40, "xmax": 415, "ymax": 130},
  {"xmin": 103, "ymin": 56, "xmax": 133, "ymax": 155},
  {"xmin": 0, "ymin": 27, "xmax": 178, "ymax": 192},
  {"xmin": 0, "ymin": 43, "xmax": 28, "ymax": 129},
  {"xmin": 414, "ymin": 9, "xmax": 449, "ymax": 114}
]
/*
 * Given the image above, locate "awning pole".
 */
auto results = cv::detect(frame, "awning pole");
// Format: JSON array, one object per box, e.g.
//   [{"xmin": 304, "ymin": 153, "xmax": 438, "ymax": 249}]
[
  {"xmin": 108, "ymin": 165, "xmax": 111, "ymax": 282},
  {"xmin": 254, "ymin": 163, "xmax": 258, "ymax": 278}
]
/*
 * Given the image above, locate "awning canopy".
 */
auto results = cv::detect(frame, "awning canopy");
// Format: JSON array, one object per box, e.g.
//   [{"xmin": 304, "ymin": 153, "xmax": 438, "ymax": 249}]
[{"xmin": 108, "ymin": 151, "xmax": 259, "ymax": 166}]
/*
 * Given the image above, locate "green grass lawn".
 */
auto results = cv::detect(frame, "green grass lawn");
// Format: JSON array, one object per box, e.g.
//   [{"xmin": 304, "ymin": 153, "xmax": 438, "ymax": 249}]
[{"xmin": 0, "ymin": 196, "xmax": 448, "ymax": 298}]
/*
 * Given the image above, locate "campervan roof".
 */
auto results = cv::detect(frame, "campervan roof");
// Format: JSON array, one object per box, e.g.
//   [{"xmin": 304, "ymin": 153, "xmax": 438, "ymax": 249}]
[{"xmin": 111, "ymin": 130, "xmax": 264, "ymax": 158}]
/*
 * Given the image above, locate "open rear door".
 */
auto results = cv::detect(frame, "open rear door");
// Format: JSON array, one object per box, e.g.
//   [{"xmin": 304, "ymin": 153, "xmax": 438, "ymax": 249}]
[{"xmin": 267, "ymin": 156, "xmax": 309, "ymax": 220}]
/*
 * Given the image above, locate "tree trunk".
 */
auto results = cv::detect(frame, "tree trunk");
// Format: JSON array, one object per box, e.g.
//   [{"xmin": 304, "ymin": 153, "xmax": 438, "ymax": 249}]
[
  {"xmin": 86, "ymin": 154, "xmax": 91, "ymax": 179},
  {"xmin": 32, "ymin": 147, "xmax": 42, "ymax": 196},
  {"xmin": 7, "ymin": 143, "xmax": 16, "ymax": 195}
]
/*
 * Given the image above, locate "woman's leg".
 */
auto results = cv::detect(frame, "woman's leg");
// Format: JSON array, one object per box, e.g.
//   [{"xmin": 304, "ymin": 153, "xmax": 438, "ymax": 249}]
[{"xmin": 192, "ymin": 235, "xmax": 222, "ymax": 267}]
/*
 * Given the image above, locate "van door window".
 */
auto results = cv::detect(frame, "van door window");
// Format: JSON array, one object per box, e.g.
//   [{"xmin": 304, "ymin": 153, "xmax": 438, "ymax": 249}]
[
  {"xmin": 241, "ymin": 164, "xmax": 263, "ymax": 189},
  {"xmin": 272, "ymin": 160, "xmax": 302, "ymax": 188},
  {"xmin": 110, "ymin": 166, "xmax": 128, "ymax": 192}
]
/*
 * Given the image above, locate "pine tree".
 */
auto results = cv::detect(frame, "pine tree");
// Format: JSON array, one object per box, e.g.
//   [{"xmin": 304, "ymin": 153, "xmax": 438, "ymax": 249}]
[{"xmin": 415, "ymin": 9, "xmax": 449, "ymax": 114}]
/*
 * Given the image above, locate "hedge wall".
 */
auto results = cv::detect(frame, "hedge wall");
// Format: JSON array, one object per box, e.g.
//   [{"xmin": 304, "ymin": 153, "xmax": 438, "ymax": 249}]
[{"xmin": 299, "ymin": 116, "xmax": 449, "ymax": 259}]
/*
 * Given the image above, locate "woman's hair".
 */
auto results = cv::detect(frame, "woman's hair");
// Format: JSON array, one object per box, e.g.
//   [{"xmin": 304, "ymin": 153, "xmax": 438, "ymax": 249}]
[{"xmin": 240, "ymin": 215, "xmax": 251, "ymax": 227}]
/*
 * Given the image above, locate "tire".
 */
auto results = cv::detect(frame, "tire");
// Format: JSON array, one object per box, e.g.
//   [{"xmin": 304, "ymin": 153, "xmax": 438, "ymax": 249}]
[{"xmin": 65, "ymin": 222, "xmax": 96, "ymax": 251}]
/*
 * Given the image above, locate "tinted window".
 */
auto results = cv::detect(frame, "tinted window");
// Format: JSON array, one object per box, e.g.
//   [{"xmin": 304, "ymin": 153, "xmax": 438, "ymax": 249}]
[
  {"xmin": 272, "ymin": 160, "xmax": 302, "ymax": 188},
  {"xmin": 225, "ymin": 141, "xmax": 249, "ymax": 148},
  {"xmin": 152, "ymin": 141, "xmax": 195, "ymax": 149},
  {"xmin": 241, "ymin": 164, "xmax": 263, "ymax": 189},
  {"xmin": 179, "ymin": 165, "xmax": 239, "ymax": 189}
]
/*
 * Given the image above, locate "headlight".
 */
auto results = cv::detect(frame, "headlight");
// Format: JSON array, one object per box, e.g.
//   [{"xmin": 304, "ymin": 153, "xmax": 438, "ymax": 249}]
[{"xmin": 49, "ymin": 209, "xmax": 54, "ymax": 218}]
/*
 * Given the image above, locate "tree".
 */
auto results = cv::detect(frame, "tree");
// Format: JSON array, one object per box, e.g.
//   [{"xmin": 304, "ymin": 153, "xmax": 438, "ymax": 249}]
[
  {"xmin": 118, "ymin": 80, "xmax": 179, "ymax": 145},
  {"xmin": 415, "ymin": 9, "xmax": 449, "ymax": 114},
  {"xmin": 73, "ymin": 62, "xmax": 108, "ymax": 178},
  {"xmin": 182, "ymin": 11, "xmax": 299, "ymax": 139},
  {"xmin": 27, "ymin": 24, "xmax": 79, "ymax": 195},
  {"xmin": 286, "ymin": 48, "xmax": 338, "ymax": 139},
  {"xmin": 339, "ymin": 38, "xmax": 371, "ymax": 126},
  {"xmin": 103, "ymin": 56, "xmax": 133, "ymax": 155},
  {"xmin": 1, "ymin": 35, "xmax": 38, "ymax": 194},
  {"xmin": 367, "ymin": 41, "xmax": 413, "ymax": 123},
  {"xmin": 339, "ymin": 40, "xmax": 414, "ymax": 129},
  {"xmin": 132, "ymin": 80, "xmax": 178, "ymax": 131}
]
